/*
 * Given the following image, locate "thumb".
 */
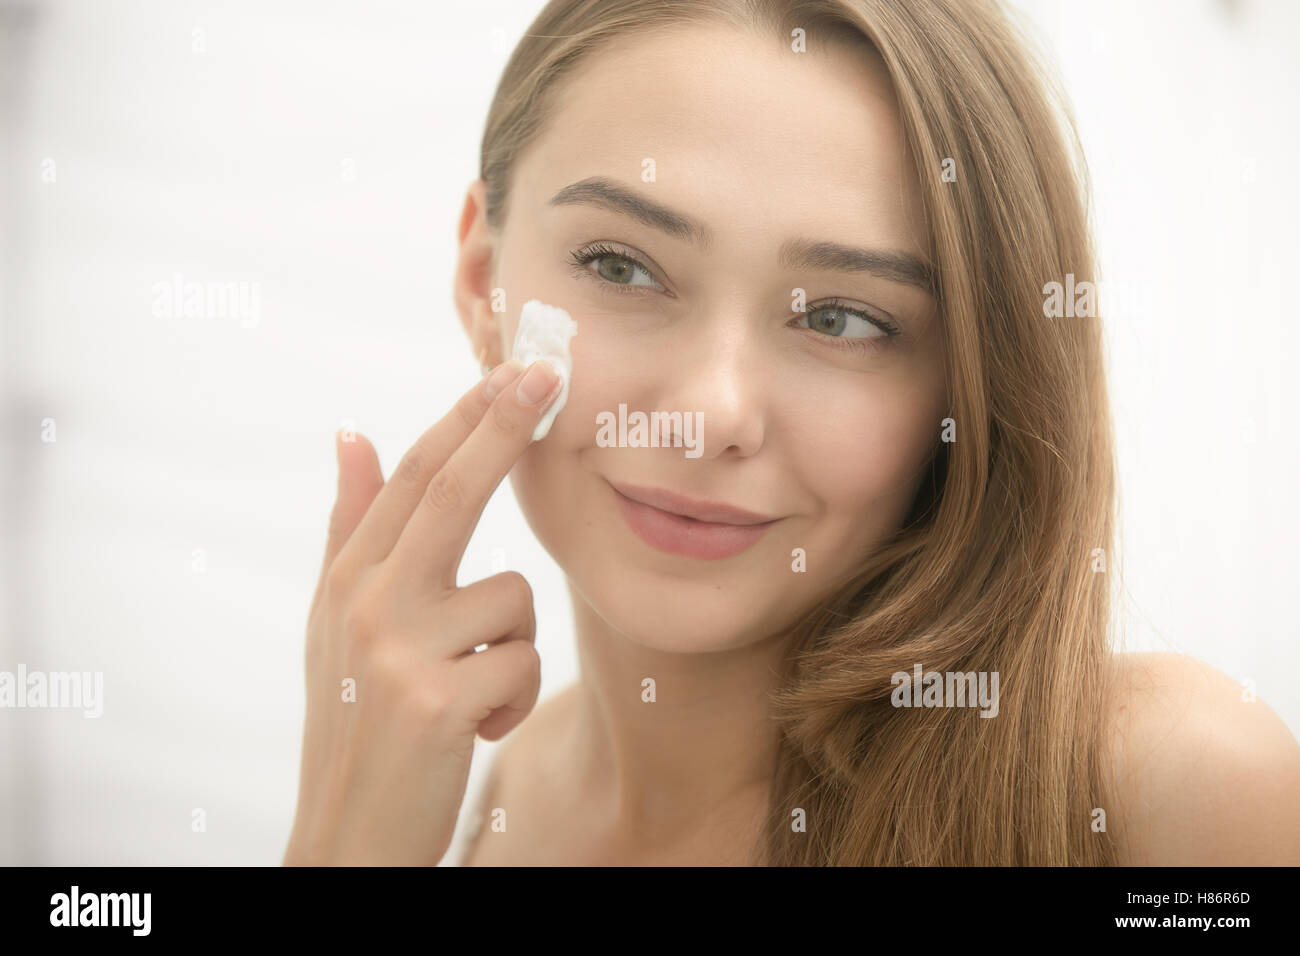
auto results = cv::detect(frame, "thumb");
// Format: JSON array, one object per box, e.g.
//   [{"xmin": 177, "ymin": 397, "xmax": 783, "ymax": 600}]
[{"xmin": 322, "ymin": 429, "xmax": 384, "ymax": 575}]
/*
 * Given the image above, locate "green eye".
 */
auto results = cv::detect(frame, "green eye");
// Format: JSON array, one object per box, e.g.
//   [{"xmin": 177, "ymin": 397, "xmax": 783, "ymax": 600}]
[
  {"xmin": 808, "ymin": 304, "xmax": 883, "ymax": 338},
  {"xmin": 794, "ymin": 300, "xmax": 901, "ymax": 354},
  {"xmin": 569, "ymin": 243, "xmax": 663, "ymax": 292}
]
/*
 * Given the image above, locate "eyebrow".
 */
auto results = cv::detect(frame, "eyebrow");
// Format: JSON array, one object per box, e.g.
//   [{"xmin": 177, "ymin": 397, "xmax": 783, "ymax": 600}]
[{"xmin": 548, "ymin": 176, "xmax": 935, "ymax": 293}]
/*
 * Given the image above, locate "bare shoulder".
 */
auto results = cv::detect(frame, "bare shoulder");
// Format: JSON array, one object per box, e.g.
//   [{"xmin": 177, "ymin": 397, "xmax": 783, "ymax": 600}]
[
  {"xmin": 494, "ymin": 681, "xmax": 580, "ymax": 780},
  {"xmin": 1105, "ymin": 651, "xmax": 1300, "ymax": 865},
  {"xmin": 460, "ymin": 682, "xmax": 580, "ymax": 864}
]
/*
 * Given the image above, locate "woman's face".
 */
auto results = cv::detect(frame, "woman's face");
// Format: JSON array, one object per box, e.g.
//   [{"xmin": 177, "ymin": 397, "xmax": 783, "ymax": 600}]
[{"xmin": 470, "ymin": 24, "xmax": 946, "ymax": 654}]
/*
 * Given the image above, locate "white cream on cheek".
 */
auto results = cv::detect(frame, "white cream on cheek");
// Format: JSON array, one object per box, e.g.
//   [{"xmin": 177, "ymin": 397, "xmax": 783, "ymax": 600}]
[{"xmin": 511, "ymin": 299, "xmax": 578, "ymax": 441}]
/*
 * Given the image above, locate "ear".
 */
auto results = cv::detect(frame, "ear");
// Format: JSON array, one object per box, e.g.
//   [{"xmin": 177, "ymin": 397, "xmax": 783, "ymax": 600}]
[{"xmin": 453, "ymin": 178, "xmax": 507, "ymax": 369}]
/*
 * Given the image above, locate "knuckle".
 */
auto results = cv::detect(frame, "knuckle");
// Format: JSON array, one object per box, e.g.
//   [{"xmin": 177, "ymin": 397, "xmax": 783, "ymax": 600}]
[
  {"xmin": 324, "ymin": 558, "xmax": 353, "ymax": 602},
  {"xmin": 421, "ymin": 687, "xmax": 454, "ymax": 724},
  {"xmin": 453, "ymin": 394, "xmax": 483, "ymax": 431},
  {"xmin": 489, "ymin": 397, "xmax": 522, "ymax": 436},
  {"xmin": 394, "ymin": 447, "xmax": 428, "ymax": 489},
  {"xmin": 394, "ymin": 677, "xmax": 454, "ymax": 729},
  {"xmin": 423, "ymin": 466, "xmax": 463, "ymax": 514},
  {"xmin": 340, "ymin": 581, "xmax": 386, "ymax": 651},
  {"xmin": 369, "ymin": 641, "xmax": 410, "ymax": 684}
]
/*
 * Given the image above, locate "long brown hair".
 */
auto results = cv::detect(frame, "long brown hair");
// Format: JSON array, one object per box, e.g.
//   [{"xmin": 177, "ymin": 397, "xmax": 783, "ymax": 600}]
[{"xmin": 479, "ymin": 0, "xmax": 1117, "ymax": 865}]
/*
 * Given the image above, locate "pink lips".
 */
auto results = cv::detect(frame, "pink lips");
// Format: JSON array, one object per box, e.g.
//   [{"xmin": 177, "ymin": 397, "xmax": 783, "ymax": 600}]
[{"xmin": 608, "ymin": 480, "xmax": 780, "ymax": 560}]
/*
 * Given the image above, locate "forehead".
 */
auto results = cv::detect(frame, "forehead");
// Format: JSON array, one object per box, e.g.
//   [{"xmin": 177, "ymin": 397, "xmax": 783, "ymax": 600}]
[{"xmin": 512, "ymin": 21, "xmax": 927, "ymax": 256}]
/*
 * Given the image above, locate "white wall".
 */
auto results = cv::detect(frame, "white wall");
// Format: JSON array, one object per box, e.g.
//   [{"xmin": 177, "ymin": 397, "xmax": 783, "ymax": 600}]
[
  {"xmin": 1027, "ymin": 0, "xmax": 1300, "ymax": 694},
  {"xmin": 1, "ymin": 0, "xmax": 1296, "ymax": 864}
]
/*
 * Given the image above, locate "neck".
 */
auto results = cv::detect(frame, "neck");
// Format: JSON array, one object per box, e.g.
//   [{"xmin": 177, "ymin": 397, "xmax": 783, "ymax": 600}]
[{"xmin": 564, "ymin": 582, "xmax": 793, "ymax": 840}]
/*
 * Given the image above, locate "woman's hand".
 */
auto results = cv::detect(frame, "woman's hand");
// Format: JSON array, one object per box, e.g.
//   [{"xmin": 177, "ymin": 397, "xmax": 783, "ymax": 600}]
[{"xmin": 283, "ymin": 357, "xmax": 562, "ymax": 865}]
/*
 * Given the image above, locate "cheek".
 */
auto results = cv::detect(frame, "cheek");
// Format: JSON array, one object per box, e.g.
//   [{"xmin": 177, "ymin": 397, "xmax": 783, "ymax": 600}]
[
  {"xmin": 506, "ymin": 311, "xmax": 623, "ymax": 503},
  {"xmin": 791, "ymin": 373, "xmax": 941, "ymax": 525},
  {"xmin": 523, "ymin": 308, "xmax": 647, "ymax": 446},
  {"xmin": 559, "ymin": 320, "xmax": 613, "ymax": 421},
  {"xmin": 504, "ymin": 316, "xmax": 642, "ymax": 584}
]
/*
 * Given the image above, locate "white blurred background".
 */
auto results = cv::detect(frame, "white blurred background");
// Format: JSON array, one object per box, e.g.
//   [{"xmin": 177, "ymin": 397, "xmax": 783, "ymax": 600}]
[{"xmin": 1, "ymin": 0, "xmax": 1296, "ymax": 864}]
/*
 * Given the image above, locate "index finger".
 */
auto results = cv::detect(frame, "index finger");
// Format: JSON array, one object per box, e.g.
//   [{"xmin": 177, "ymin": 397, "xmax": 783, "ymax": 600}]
[
  {"xmin": 387, "ymin": 357, "xmax": 562, "ymax": 594},
  {"xmin": 332, "ymin": 358, "xmax": 528, "ymax": 576}
]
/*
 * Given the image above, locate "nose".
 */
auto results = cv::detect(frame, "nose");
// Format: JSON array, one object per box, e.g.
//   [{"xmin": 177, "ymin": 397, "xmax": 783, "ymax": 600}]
[{"xmin": 654, "ymin": 311, "xmax": 767, "ymax": 460}]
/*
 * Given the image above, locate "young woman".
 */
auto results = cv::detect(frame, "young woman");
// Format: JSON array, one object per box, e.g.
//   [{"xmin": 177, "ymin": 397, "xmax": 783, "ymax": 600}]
[{"xmin": 283, "ymin": 0, "xmax": 1300, "ymax": 865}]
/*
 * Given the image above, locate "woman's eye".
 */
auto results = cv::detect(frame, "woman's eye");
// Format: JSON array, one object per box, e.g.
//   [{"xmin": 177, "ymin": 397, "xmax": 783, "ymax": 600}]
[
  {"xmin": 796, "ymin": 302, "xmax": 900, "ymax": 346},
  {"xmin": 591, "ymin": 254, "xmax": 656, "ymax": 287},
  {"xmin": 565, "ymin": 245, "xmax": 898, "ymax": 353},
  {"xmin": 568, "ymin": 243, "xmax": 664, "ymax": 293}
]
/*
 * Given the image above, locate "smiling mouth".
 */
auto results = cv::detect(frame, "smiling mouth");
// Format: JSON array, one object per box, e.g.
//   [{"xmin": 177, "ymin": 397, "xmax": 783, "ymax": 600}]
[
  {"xmin": 606, "ymin": 480, "xmax": 779, "ymax": 525},
  {"xmin": 606, "ymin": 480, "xmax": 780, "ymax": 560}
]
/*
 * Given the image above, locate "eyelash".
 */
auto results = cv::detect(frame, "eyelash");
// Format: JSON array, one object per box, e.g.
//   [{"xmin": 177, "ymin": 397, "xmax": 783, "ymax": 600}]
[{"xmin": 566, "ymin": 242, "xmax": 901, "ymax": 354}]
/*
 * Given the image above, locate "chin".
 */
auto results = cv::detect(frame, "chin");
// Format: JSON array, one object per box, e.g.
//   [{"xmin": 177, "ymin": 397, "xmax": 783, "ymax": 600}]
[
  {"xmin": 590, "ymin": 590, "xmax": 781, "ymax": 654},
  {"xmin": 578, "ymin": 552, "xmax": 806, "ymax": 650}
]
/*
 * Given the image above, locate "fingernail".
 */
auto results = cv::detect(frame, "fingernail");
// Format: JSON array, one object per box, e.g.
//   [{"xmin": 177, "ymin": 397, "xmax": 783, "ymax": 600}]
[
  {"xmin": 516, "ymin": 359, "xmax": 560, "ymax": 406},
  {"xmin": 484, "ymin": 358, "xmax": 525, "ymax": 399}
]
